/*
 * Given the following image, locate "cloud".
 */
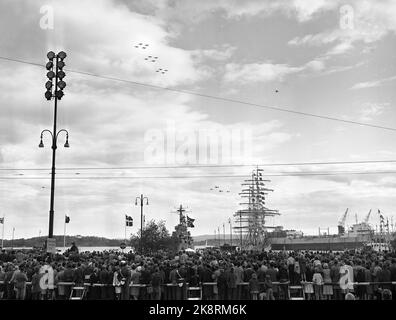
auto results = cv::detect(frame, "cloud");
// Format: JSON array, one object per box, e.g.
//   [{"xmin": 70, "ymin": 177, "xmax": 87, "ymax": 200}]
[
  {"xmin": 191, "ymin": 45, "xmax": 236, "ymax": 62},
  {"xmin": 351, "ymin": 75, "xmax": 396, "ymax": 90},
  {"xmin": 132, "ymin": 0, "xmax": 340, "ymax": 24},
  {"xmin": 223, "ymin": 62, "xmax": 302, "ymax": 84},
  {"xmin": 288, "ymin": 1, "xmax": 396, "ymax": 58},
  {"xmin": 358, "ymin": 103, "xmax": 388, "ymax": 122}
]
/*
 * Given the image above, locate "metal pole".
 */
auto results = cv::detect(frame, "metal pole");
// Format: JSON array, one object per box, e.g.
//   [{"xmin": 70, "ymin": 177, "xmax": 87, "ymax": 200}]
[
  {"xmin": 229, "ymin": 219, "xmax": 233, "ymax": 247},
  {"xmin": 48, "ymin": 56, "xmax": 59, "ymax": 239},
  {"xmin": 140, "ymin": 194, "xmax": 143, "ymax": 254},
  {"xmin": 223, "ymin": 223, "xmax": 225, "ymax": 245},
  {"xmin": 214, "ymin": 229, "xmax": 216, "ymax": 246},
  {"xmin": 63, "ymin": 216, "xmax": 66, "ymax": 252},
  {"xmin": 12, "ymin": 227, "xmax": 15, "ymax": 249},
  {"xmin": 240, "ymin": 212, "xmax": 242, "ymax": 249},
  {"xmin": 1, "ymin": 216, "xmax": 4, "ymax": 249}
]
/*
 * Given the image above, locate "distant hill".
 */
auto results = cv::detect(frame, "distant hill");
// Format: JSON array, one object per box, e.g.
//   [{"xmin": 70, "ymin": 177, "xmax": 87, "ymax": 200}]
[
  {"xmin": 193, "ymin": 234, "xmax": 238, "ymax": 246},
  {"xmin": 1, "ymin": 235, "xmax": 123, "ymax": 248},
  {"xmin": 1, "ymin": 234, "xmax": 238, "ymax": 249}
]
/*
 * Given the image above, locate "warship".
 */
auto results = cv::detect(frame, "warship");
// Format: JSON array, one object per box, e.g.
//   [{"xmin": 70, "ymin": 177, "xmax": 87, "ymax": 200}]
[{"xmin": 267, "ymin": 209, "xmax": 394, "ymax": 251}]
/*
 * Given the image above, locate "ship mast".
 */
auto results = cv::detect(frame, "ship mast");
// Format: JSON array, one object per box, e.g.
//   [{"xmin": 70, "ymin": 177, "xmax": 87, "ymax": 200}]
[{"xmin": 233, "ymin": 168, "xmax": 279, "ymax": 250}]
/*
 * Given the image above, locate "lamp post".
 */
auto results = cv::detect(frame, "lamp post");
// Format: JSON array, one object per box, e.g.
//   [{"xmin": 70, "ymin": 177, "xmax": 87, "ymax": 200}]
[
  {"xmin": 11, "ymin": 227, "xmax": 15, "ymax": 249},
  {"xmin": 228, "ymin": 217, "xmax": 232, "ymax": 247},
  {"xmin": 135, "ymin": 194, "xmax": 149, "ymax": 254},
  {"xmin": 40, "ymin": 51, "xmax": 69, "ymax": 240},
  {"xmin": 223, "ymin": 223, "xmax": 225, "ymax": 245}
]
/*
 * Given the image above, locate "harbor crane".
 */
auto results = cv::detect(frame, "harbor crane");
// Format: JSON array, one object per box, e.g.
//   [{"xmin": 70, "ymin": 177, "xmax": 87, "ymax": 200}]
[
  {"xmin": 364, "ymin": 209, "xmax": 372, "ymax": 224},
  {"xmin": 338, "ymin": 208, "xmax": 349, "ymax": 235}
]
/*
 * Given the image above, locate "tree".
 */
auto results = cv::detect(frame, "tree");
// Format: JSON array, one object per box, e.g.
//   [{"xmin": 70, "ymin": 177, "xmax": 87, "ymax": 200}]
[
  {"xmin": 391, "ymin": 238, "xmax": 396, "ymax": 251},
  {"xmin": 130, "ymin": 219, "xmax": 179, "ymax": 253}
]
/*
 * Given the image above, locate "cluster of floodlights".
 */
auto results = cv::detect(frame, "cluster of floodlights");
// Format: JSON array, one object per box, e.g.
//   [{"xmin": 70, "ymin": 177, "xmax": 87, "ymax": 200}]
[{"xmin": 45, "ymin": 51, "xmax": 67, "ymax": 101}]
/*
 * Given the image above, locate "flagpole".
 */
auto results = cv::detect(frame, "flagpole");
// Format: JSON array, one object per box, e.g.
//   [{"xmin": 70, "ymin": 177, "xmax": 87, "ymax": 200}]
[
  {"xmin": 63, "ymin": 215, "xmax": 66, "ymax": 252},
  {"xmin": 12, "ymin": 227, "xmax": 15, "ymax": 250},
  {"xmin": 1, "ymin": 215, "xmax": 4, "ymax": 249}
]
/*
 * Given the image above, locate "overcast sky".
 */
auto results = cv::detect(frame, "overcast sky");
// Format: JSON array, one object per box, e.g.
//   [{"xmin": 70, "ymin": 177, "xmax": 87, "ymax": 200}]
[{"xmin": 1, "ymin": 0, "xmax": 396, "ymax": 240}]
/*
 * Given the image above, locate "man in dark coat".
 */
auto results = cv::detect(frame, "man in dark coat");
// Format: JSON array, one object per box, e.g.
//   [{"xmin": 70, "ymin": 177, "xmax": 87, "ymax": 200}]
[
  {"xmin": 201, "ymin": 264, "xmax": 214, "ymax": 300},
  {"xmin": 120, "ymin": 261, "xmax": 131, "ymax": 300}
]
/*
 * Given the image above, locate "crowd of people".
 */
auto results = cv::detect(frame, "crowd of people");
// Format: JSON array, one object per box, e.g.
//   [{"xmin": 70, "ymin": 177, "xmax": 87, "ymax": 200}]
[{"xmin": 0, "ymin": 245, "xmax": 395, "ymax": 300}]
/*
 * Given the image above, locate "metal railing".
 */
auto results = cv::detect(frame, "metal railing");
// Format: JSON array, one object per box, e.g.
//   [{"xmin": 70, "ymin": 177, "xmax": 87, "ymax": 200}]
[{"xmin": 0, "ymin": 280, "xmax": 395, "ymax": 300}]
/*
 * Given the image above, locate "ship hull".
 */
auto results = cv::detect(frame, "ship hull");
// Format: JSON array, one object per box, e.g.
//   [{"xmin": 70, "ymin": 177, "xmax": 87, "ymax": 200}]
[{"xmin": 268, "ymin": 236, "xmax": 371, "ymax": 251}]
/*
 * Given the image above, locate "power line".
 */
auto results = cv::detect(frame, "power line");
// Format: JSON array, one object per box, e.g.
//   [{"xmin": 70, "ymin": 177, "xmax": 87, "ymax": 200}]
[
  {"xmin": 1, "ymin": 170, "xmax": 396, "ymax": 180},
  {"xmin": 1, "ymin": 55, "xmax": 396, "ymax": 132},
  {"xmin": 1, "ymin": 159, "xmax": 396, "ymax": 171}
]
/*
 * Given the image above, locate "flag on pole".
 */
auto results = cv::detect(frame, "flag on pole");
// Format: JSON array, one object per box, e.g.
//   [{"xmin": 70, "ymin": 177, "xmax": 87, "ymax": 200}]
[
  {"xmin": 187, "ymin": 216, "xmax": 195, "ymax": 228},
  {"xmin": 125, "ymin": 215, "xmax": 133, "ymax": 227},
  {"xmin": 65, "ymin": 216, "xmax": 70, "ymax": 223},
  {"xmin": 0, "ymin": 217, "xmax": 3, "ymax": 224}
]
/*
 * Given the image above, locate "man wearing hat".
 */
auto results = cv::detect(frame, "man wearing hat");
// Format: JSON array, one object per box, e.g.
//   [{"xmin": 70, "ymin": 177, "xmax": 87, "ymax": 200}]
[{"xmin": 119, "ymin": 260, "xmax": 131, "ymax": 300}]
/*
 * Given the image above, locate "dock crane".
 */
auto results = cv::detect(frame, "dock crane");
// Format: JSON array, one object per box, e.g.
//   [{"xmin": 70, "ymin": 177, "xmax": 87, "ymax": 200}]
[
  {"xmin": 364, "ymin": 209, "xmax": 371, "ymax": 224},
  {"xmin": 338, "ymin": 208, "xmax": 349, "ymax": 235}
]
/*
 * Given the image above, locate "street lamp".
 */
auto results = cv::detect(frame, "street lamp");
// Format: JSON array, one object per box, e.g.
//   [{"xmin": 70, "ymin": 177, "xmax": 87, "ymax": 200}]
[
  {"xmin": 228, "ymin": 217, "xmax": 233, "ymax": 247},
  {"xmin": 135, "ymin": 194, "xmax": 149, "ymax": 254},
  {"xmin": 39, "ymin": 51, "xmax": 69, "ymax": 241}
]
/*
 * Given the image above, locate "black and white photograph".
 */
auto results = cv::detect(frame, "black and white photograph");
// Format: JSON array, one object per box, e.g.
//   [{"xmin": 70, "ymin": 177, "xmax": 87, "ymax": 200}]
[{"xmin": 0, "ymin": 0, "xmax": 396, "ymax": 309}]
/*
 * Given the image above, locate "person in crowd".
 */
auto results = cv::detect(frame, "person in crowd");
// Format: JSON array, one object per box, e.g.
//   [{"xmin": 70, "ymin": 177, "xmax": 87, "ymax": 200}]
[
  {"xmin": 234, "ymin": 262, "xmax": 244, "ymax": 300},
  {"xmin": 99, "ymin": 264, "xmax": 109, "ymax": 300},
  {"xmin": 88, "ymin": 267, "xmax": 101, "ymax": 300},
  {"xmin": 345, "ymin": 292, "xmax": 355, "ymax": 300},
  {"xmin": 0, "ymin": 246, "xmax": 395, "ymax": 301},
  {"xmin": 130, "ymin": 265, "xmax": 141, "ymax": 300},
  {"xmin": 201, "ymin": 263, "xmax": 214, "ymax": 300},
  {"xmin": 151, "ymin": 267, "xmax": 163, "ymax": 300},
  {"xmin": 0, "ymin": 265, "xmax": 5, "ymax": 299},
  {"xmin": 217, "ymin": 267, "xmax": 228, "ymax": 300},
  {"xmin": 278, "ymin": 262, "xmax": 289, "ymax": 300},
  {"xmin": 322, "ymin": 263, "xmax": 333, "ymax": 300},
  {"xmin": 390, "ymin": 258, "xmax": 396, "ymax": 301},
  {"xmin": 5, "ymin": 264, "xmax": 16, "ymax": 299},
  {"xmin": 55, "ymin": 266, "xmax": 66, "ymax": 300},
  {"xmin": 354, "ymin": 261, "xmax": 367, "ymax": 300},
  {"xmin": 303, "ymin": 262, "xmax": 314, "ymax": 300},
  {"xmin": 112, "ymin": 264, "xmax": 122, "ymax": 300},
  {"xmin": 294, "ymin": 257, "xmax": 301, "ymax": 285},
  {"xmin": 10, "ymin": 265, "xmax": 28, "ymax": 300},
  {"xmin": 312, "ymin": 267, "xmax": 323, "ymax": 300},
  {"xmin": 30, "ymin": 267, "xmax": 41, "ymax": 300},
  {"xmin": 226, "ymin": 266, "xmax": 237, "ymax": 300},
  {"xmin": 287, "ymin": 253, "xmax": 295, "ymax": 285},
  {"xmin": 381, "ymin": 289, "xmax": 392, "ymax": 300},
  {"xmin": 264, "ymin": 274, "xmax": 275, "ymax": 300},
  {"xmin": 63, "ymin": 263, "xmax": 74, "ymax": 299},
  {"xmin": 266, "ymin": 262, "xmax": 279, "ymax": 299},
  {"xmin": 70, "ymin": 242, "xmax": 79, "ymax": 254},
  {"xmin": 372, "ymin": 260, "xmax": 382, "ymax": 300},
  {"xmin": 119, "ymin": 261, "xmax": 131, "ymax": 300},
  {"xmin": 249, "ymin": 272, "xmax": 259, "ymax": 300},
  {"xmin": 331, "ymin": 259, "xmax": 341, "ymax": 300}
]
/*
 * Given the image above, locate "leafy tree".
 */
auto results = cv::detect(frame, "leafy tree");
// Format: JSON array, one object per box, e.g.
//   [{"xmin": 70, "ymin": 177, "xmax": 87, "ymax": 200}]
[
  {"xmin": 391, "ymin": 238, "xmax": 396, "ymax": 251},
  {"xmin": 130, "ymin": 219, "xmax": 179, "ymax": 253}
]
